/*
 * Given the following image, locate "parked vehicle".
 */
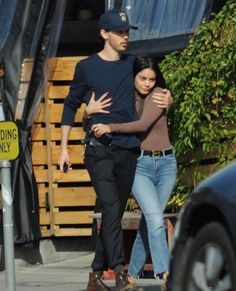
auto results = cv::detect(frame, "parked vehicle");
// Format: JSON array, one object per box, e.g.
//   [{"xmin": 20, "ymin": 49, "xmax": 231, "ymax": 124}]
[{"xmin": 168, "ymin": 162, "xmax": 236, "ymax": 291}]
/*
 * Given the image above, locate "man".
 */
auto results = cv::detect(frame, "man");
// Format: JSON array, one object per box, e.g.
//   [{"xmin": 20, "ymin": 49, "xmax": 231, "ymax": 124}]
[{"xmin": 58, "ymin": 9, "xmax": 172, "ymax": 291}]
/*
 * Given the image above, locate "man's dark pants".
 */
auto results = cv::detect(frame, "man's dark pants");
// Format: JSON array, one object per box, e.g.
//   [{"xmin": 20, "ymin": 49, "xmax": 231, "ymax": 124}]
[{"xmin": 84, "ymin": 144, "xmax": 137, "ymax": 271}]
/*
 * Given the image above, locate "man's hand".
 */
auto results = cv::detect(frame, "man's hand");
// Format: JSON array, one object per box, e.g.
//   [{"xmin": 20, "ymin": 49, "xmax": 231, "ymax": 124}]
[
  {"xmin": 86, "ymin": 91, "xmax": 112, "ymax": 116},
  {"xmin": 58, "ymin": 148, "xmax": 71, "ymax": 172},
  {"xmin": 58, "ymin": 125, "xmax": 72, "ymax": 172},
  {"xmin": 152, "ymin": 89, "xmax": 173, "ymax": 108}
]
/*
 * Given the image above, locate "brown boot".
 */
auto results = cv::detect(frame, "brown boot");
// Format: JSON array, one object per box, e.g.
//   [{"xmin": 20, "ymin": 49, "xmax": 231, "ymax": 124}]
[
  {"xmin": 86, "ymin": 271, "xmax": 111, "ymax": 291},
  {"xmin": 115, "ymin": 271, "xmax": 143, "ymax": 291}
]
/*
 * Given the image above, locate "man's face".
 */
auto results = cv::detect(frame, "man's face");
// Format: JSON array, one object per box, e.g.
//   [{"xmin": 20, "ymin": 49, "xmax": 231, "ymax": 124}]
[{"xmin": 102, "ymin": 30, "xmax": 129, "ymax": 52}]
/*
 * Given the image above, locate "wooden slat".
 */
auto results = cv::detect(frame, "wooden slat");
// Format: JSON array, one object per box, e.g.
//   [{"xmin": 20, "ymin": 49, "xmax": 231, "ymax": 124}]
[
  {"xmin": 53, "ymin": 169, "xmax": 91, "ymax": 183},
  {"xmin": 48, "ymin": 86, "xmax": 69, "ymax": 99},
  {"xmin": 31, "ymin": 145, "xmax": 47, "ymax": 164},
  {"xmin": 31, "ymin": 127, "xmax": 85, "ymax": 141},
  {"xmin": 52, "ymin": 145, "xmax": 85, "ymax": 164},
  {"xmin": 34, "ymin": 103, "xmax": 86, "ymax": 123},
  {"xmin": 50, "ymin": 56, "xmax": 88, "ymax": 81},
  {"xmin": 39, "ymin": 210, "xmax": 94, "ymax": 226},
  {"xmin": 32, "ymin": 144, "xmax": 85, "ymax": 165},
  {"xmin": 34, "ymin": 168, "xmax": 50, "ymax": 183},
  {"xmin": 54, "ymin": 228, "xmax": 92, "ymax": 236},
  {"xmin": 54, "ymin": 187, "xmax": 96, "ymax": 207},
  {"xmin": 40, "ymin": 211, "xmax": 50, "ymax": 225},
  {"xmin": 31, "ymin": 187, "xmax": 96, "ymax": 208},
  {"xmin": 47, "ymin": 58, "xmax": 59, "ymax": 81},
  {"xmin": 50, "ymin": 104, "xmax": 86, "ymax": 123},
  {"xmin": 54, "ymin": 211, "xmax": 93, "ymax": 224},
  {"xmin": 34, "ymin": 168, "xmax": 91, "ymax": 183},
  {"xmin": 38, "ymin": 187, "xmax": 48, "ymax": 207},
  {"xmin": 40, "ymin": 229, "xmax": 52, "ymax": 237}
]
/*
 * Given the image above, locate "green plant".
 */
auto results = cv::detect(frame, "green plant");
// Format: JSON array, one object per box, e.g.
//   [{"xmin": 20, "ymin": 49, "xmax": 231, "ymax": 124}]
[
  {"xmin": 166, "ymin": 180, "xmax": 189, "ymax": 213},
  {"xmin": 160, "ymin": 0, "xmax": 236, "ymax": 211},
  {"xmin": 126, "ymin": 196, "xmax": 141, "ymax": 213}
]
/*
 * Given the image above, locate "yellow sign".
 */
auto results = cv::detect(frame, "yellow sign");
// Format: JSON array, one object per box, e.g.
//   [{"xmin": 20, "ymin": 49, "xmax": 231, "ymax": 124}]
[{"xmin": 0, "ymin": 122, "xmax": 19, "ymax": 160}]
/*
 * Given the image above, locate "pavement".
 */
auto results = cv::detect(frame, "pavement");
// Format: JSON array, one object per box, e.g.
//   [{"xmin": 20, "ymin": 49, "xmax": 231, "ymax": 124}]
[{"xmin": 0, "ymin": 252, "xmax": 163, "ymax": 291}]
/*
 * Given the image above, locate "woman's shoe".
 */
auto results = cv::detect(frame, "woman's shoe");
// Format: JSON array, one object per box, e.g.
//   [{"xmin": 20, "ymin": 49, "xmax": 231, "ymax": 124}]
[
  {"xmin": 115, "ymin": 271, "xmax": 143, "ymax": 291},
  {"xmin": 155, "ymin": 271, "xmax": 169, "ymax": 291}
]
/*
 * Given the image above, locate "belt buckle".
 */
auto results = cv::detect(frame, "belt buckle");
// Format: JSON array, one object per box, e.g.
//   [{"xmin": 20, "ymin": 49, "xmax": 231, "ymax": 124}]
[
  {"xmin": 152, "ymin": 150, "xmax": 161, "ymax": 157},
  {"xmin": 90, "ymin": 137, "xmax": 100, "ymax": 147}
]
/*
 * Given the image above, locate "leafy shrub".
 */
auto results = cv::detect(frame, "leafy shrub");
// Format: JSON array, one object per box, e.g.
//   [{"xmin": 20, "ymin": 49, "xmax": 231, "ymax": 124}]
[{"xmin": 160, "ymin": 0, "xmax": 236, "ymax": 211}]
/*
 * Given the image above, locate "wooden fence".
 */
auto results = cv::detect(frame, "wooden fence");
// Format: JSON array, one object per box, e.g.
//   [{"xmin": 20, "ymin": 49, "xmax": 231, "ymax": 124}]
[
  {"xmin": 31, "ymin": 56, "xmax": 97, "ymax": 237},
  {"xmin": 179, "ymin": 136, "xmax": 236, "ymax": 188}
]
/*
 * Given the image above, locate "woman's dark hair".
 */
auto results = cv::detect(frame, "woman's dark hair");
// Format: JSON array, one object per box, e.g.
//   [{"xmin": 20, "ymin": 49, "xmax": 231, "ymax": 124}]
[{"xmin": 133, "ymin": 55, "xmax": 166, "ymax": 88}]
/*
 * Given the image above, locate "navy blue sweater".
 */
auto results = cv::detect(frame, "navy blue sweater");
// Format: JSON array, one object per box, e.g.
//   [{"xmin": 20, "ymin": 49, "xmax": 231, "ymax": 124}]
[{"xmin": 61, "ymin": 53, "xmax": 140, "ymax": 149}]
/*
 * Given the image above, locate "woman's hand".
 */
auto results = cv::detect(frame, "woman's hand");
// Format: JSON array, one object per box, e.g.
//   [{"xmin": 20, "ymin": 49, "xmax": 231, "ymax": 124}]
[
  {"xmin": 86, "ymin": 91, "xmax": 112, "ymax": 116},
  {"xmin": 152, "ymin": 89, "xmax": 173, "ymax": 108},
  {"xmin": 91, "ymin": 124, "xmax": 111, "ymax": 138}
]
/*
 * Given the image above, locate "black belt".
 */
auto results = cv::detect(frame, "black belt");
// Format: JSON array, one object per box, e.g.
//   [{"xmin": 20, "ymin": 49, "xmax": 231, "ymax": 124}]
[
  {"xmin": 88, "ymin": 137, "xmax": 137, "ymax": 151},
  {"xmin": 141, "ymin": 148, "xmax": 173, "ymax": 157}
]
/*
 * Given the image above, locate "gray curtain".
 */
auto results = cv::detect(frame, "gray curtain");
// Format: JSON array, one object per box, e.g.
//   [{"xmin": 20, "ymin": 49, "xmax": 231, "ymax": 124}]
[
  {"xmin": 122, "ymin": 0, "xmax": 214, "ymax": 41},
  {"xmin": 0, "ymin": 0, "xmax": 66, "ymax": 243},
  {"xmin": 106, "ymin": 0, "xmax": 216, "ymax": 55}
]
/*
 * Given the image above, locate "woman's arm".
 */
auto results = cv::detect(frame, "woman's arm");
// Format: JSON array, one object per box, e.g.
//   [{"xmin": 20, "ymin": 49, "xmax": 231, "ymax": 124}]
[
  {"xmin": 92, "ymin": 88, "xmax": 164, "ymax": 137},
  {"xmin": 85, "ymin": 91, "xmax": 112, "ymax": 116},
  {"xmin": 152, "ymin": 88, "xmax": 173, "ymax": 108}
]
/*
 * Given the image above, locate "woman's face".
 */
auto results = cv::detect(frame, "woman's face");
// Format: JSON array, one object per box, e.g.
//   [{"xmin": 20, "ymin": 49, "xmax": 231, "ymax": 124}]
[{"xmin": 134, "ymin": 68, "xmax": 156, "ymax": 95}]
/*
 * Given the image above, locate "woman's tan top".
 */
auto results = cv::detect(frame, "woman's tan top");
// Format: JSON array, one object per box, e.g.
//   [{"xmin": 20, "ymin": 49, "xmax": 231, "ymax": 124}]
[{"xmin": 109, "ymin": 87, "xmax": 171, "ymax": 151}]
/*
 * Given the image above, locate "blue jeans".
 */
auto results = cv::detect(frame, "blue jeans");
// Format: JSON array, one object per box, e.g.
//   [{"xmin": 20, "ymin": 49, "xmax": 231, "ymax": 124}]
[{"xmin": 128, "ymin": 151, "xmax": 177, "ymax": 277}]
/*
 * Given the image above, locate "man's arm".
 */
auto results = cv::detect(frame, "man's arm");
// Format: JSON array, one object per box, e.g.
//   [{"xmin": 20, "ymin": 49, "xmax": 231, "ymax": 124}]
[
  {"xmin": 58, "ymin": 125, "xmax": 72, "ymax": 172},
  {"xmin": 58, "ymin": 62, "xmax": 88, "ymax": 172}
]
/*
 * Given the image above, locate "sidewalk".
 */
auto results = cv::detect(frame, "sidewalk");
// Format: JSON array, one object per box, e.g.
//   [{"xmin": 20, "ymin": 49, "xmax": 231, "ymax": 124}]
[{"xmin": 0, "ymin": 252, "xmax": 162, "ymax": 291}]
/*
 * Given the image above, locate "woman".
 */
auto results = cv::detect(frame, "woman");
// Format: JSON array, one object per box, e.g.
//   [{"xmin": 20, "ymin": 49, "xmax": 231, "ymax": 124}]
[{"xmin": 89, "ymin": 56, "xmax": 177, "ymax": 285}]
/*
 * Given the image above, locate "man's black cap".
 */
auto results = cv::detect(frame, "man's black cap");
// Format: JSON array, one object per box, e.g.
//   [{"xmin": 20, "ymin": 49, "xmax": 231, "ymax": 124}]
[{"xmin": 98, "ymin": 9, "xmax": 138, "ymax": 31}]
